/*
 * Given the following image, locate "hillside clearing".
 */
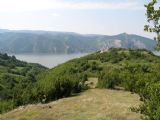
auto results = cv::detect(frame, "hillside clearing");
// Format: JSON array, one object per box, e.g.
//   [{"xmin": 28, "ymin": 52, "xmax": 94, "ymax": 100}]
[{"xmin": 1, "ymin": 89, "xmax": 140, "ymax": 120}]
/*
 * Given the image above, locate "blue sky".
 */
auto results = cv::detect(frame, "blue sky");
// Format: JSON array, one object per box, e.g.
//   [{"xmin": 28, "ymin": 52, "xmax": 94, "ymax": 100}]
[{"xmin": 0, "ymin": 0, "xmax": 157, "ymax": 38}]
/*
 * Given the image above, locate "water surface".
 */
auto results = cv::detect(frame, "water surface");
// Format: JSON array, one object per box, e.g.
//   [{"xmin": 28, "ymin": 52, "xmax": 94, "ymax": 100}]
[
  {"xmin": 12, "ymin": 53, "xmax": 88, "ymax": 68},
  {"xmin": 12, "ymin": 51, "xmax": 160, "ymax": 69},
  {"xmin": 153, "ymin": 51, "xmax": 160, "ymax": 56}
]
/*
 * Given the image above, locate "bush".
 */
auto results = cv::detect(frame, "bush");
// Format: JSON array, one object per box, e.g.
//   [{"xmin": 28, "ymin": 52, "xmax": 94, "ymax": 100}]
[
  {"xmin": 0, "ymin": 100, "xmax": 15, "ymax": 113},
  {"xmin": 98, "ymin": 69, "xmax": 120, "ymax": 89}
]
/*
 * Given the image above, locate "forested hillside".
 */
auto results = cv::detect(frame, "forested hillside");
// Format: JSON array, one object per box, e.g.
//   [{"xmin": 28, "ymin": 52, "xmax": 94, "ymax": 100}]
[
  {"xmin": 0, "ymin": 53, "xmax": 47, "ymax": 113},
  {"xmin": 0, "ymin": 29, "xmax": 156, "ymax": 54}
]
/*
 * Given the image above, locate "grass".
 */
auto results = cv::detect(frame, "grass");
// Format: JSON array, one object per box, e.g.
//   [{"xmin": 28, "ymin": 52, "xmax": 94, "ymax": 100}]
[{"xmin": 1, "ymin": 84, "xmax": 141, "ymax": 120}]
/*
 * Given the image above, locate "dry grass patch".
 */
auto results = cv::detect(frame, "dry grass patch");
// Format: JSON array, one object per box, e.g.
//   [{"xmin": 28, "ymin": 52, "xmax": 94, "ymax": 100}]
[{"xmin": 1, "ymin": 88, "xmax": 140, "ymax": 120}]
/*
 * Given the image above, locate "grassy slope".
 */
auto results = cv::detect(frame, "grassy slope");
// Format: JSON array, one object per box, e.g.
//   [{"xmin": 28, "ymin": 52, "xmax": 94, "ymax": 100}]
[
  {"xmin": 1, "ymin": 89, "xmax": 140, "ymax": 120},
  {"xmin": 1, "ymin": 78, "xmax": 140, "ymax": 120}
]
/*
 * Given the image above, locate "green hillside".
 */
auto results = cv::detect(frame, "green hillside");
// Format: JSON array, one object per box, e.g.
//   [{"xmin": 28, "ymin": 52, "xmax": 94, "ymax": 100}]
[
  {"xmin": 36, "ymin": 48, "xmax": 160, "ymax": 119},
  {"xmin": 0, "ymin": 53, "xmax": 47, "ymax": 113},
  {"xmin": 1, "ymin": 48, "xmax": 160, "ymax": 119},
  {"xmin": 37, "ymin": 48, "xmax": 160, "ymax": 99}
]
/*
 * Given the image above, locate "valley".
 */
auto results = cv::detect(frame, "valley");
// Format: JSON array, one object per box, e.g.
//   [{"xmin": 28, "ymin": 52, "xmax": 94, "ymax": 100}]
[{"xmin": 0, "ymin": 0, "xmax": 160, "ymax": 119}]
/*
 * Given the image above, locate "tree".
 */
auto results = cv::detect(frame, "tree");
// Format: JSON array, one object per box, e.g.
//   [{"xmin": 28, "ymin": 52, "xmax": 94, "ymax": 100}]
[
  {"xmin": 136, "ymin": 1, "xmax": 160, "ymax": 119},
  {"xmin": 144, "ymin": 0, "xmax": 160, "ymax": 49}
]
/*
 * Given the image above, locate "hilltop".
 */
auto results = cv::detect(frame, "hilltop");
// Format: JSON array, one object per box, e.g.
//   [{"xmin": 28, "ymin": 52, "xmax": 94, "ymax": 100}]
[
  {"xmin": 1, "ymin": 48, "xmax": 160, "ymax": 119},
  {"xmin": 0, "ymin": 29, "xmax": 156, "ymax": 54}
]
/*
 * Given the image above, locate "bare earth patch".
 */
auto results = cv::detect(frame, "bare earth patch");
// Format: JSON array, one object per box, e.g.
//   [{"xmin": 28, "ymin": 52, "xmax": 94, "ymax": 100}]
[
  {"xmin": 85, "ymin": 78, "xmax": 98, "ymax": 88},
  {"xmin": 1, "ymin": 88, "xmax": 140, "ymax": 120}
]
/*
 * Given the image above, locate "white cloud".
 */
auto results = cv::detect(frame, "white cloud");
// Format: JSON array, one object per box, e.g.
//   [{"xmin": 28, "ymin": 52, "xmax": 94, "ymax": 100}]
[
  {"xmin": 0, "ymin": 0, "xmax": 54, "ymax": 13},
  {"xmin": 58, "ymin": 1, "xmax": 143, "ymax": 10},
  {"xmin": 0, "ymin": 0, "xmax": 143, "ymax": 13},
  {"xmin": 52, "ymin": 13, "xmax": 61, "ymax": 17}
]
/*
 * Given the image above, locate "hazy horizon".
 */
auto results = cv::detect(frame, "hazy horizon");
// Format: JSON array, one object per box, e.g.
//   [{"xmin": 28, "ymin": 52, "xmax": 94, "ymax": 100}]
[
  {"xmin": 0, "ymin": 28, "xmax": 155, "ymax": 39},
  {"xmin": 0, "ymin": 0, "xmax": 158, "ymax": 39}
]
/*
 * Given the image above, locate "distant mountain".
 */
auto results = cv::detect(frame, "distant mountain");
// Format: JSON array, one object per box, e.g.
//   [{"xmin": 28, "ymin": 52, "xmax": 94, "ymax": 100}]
[{"xmin": 0, "ymin": 29, "xmax": 156, "ymax": 54}]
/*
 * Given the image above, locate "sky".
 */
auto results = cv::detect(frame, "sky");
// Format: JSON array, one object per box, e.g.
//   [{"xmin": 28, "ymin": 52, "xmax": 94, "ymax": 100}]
[{"xmin": 0, "ymin": 0, "xmax": 158, "ymax": 38}]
